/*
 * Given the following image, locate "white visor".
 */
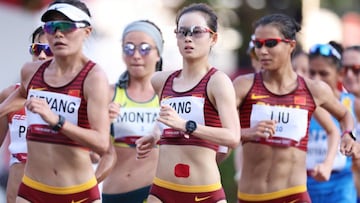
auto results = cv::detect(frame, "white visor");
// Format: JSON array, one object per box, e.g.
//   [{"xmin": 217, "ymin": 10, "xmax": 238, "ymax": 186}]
[{"xmin": 41, "ymin": 3, "xmax": 91, "ymax": 25}]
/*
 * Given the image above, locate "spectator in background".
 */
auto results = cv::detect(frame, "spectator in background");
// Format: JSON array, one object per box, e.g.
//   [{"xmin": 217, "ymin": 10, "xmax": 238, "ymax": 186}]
[
  {"xmin": 292, "ymin": 50, "xmax": 310, "ymax": 77},
  {"xmin": 341, "ymin": 45, "xmax": 360, "ymax": 203},
  {"xmin": 307, "ymin": 41, "xmax": 359, "ymax": 203},
  {"xmin": 0, "ymin": 25, "xmax": 53, "ymax": 203},
  {"xmin": 247, "ymin": 34, "xmax": 262, "ymax": 73}
]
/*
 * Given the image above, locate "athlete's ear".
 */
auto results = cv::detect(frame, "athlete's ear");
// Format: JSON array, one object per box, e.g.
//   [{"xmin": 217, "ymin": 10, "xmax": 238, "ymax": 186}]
[
  {"xmin": 84, "ymin": 26, "xmax": 92, "ymax": 38},
  {"xmin": 289, "ymin": 40, "xmax": 296, "ymax": 53},
  {"xmin": 211, "ymin": 32, "xmax": 218, "ymax": 46}
]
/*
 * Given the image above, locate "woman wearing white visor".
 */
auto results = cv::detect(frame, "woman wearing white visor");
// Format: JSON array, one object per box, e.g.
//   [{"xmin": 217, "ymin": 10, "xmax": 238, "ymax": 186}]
[{"xmin": 0, "ymin": 0, "xmax": 112, "ymax": 202}]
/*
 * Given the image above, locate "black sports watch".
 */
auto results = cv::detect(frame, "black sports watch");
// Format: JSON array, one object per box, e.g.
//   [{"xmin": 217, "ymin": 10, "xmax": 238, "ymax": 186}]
[
  {"xmin": 52, "ymin": 114, "xmax": 65, "ymax": 131},
  {"xmin": 342, "ymin": 130, "xmax": 357, "ymax": 141},
  {"xmin": 185, "ymin": 120, "xmax": 197, "ymax": 134}
]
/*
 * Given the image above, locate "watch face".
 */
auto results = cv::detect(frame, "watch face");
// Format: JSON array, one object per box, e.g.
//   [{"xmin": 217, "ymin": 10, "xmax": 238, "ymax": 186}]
[
  {"xmin": 188, "ymin": 121, "xmax": 196, "ymax": 129},
  {"xmin": 186, "ymin": 120, "xmax": 197, "ymax": 133}
]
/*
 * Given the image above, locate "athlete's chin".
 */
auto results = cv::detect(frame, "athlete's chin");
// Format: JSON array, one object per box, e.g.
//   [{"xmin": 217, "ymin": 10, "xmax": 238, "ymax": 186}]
[
  {"xmin": 182, "ymin": 54, "xmax": 201, "ymax": 61},
  {"xmin": 261, "ymin": 65, "xmax": 275, "ymax": 71}
]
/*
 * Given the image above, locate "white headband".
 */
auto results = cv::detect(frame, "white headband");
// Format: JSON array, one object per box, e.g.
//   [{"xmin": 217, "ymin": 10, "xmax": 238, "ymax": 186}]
[
  {"xmin": 41, "ymin": 3, "xmax": 91, "ymax": 25},
  {"xmin": 122, "ymin": 21, "xmax": 164, "ymax": 54}
]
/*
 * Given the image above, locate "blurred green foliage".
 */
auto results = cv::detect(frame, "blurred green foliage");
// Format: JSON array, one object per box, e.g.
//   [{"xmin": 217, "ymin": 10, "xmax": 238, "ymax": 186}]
[{"xmin": 218, "ymin": 151, "xmax": 237, "ymax": 202}]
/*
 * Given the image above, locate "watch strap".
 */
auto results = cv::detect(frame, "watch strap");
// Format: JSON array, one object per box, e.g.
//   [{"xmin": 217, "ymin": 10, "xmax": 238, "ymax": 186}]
[
  {"xmin": 52, "ymin": 114, "xmax": 65, "ymax": 131},
  {"xmin": 342, "ymin": 130, "xmax": 356, "ymax": 141}
]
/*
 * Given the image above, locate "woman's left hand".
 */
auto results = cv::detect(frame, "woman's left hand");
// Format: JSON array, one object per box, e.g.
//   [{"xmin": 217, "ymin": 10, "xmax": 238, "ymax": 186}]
[{"xmin": 340, "ymin": 134, "xmax": 357, "ymax": 156}]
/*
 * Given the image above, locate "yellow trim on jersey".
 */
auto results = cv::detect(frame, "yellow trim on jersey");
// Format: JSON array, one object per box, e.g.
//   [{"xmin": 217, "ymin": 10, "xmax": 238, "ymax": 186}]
[
  {"xmin": 110, "ymin": 136, "xmax": 129, "ymax": 148},
  {"xmin": 237, "ymin": 185, "xmax": 307, "ymax": 201},
  {"xmin": 22, "ymin": 175, "xmax": 97, "ymax": 194},
  {"xmin": 153, "ymin": 177, "xmax": 221, "ymax": 193},
  {"xmin": 113, "ymin": 87, "xmax": 159, "ymax": 107}
]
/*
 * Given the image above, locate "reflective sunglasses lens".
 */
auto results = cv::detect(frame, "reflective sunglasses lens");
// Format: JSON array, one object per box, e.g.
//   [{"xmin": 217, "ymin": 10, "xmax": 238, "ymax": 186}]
[
  {"xmin": 123, "ymin": 43, "xmax": 135, "ymax": 56},
  {"xmin": 29, "ymin": 45, "xmax": 36, "ymax": 55},
  {"xmin": 29, "ymin": 44, "xmax": 53, "ymax": 56},
  {"xmin": 139, "ymin": 44, "xmax": 152, "ymax": 56},
  {"xmin": 253, "ymin": 40, "xmax": 263, "ymax": 48},
  {"xmin": 44, "ymin": 21, "xmax": 77, "ymax": 34},
  {"xmin": 344, "ymin": 65, "xmax": 360, "ymax": 75},
  {"xmin": 310, "ymin": 45, "xmax": 331, "ymax": 56},
  {"xmin": 43, "ymin": 22, "xmax": 53, "ymax": 34},
  {"xmin": 319, "ymin": 46, "xmax": 332, "ymax": 56},
  {"xmin": 43, "ymin": 46, "xmax": 53, "ymax": 56},
  {"xmin": 264, "ymin": 39, "xmax": 279, "ymax": 48}
]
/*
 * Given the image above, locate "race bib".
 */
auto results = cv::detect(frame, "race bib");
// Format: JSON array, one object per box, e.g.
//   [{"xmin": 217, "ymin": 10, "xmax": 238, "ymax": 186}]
[
  {"xmin": 113, "ymin": 107, "xmax": 159, "ymax": 138},
  {"xmin": 250, "ymin": 104, "xmax": 308, "ymax": 142},
  {"xmin": 26, "ymin": 89, "xmax": 81, "ymax": 126},
  {"xmin": 159, "ymin": 96, "xmax": 205, "ymax": 132}
]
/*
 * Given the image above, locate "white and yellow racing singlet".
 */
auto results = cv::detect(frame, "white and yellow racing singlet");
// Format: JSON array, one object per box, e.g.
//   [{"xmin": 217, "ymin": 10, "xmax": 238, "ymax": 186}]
[{"xmin": 111, "ymin": 87, "xmax": 159, "ymax": 147}]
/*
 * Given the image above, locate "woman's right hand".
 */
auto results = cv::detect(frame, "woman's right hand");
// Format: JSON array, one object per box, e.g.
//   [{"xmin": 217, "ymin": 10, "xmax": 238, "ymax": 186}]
[
  {"xmin": 135, "ymin": 135, "xmax": 157, "ymax": 159},
  {"xmin": 242, "ymin": 120, "xmax": 276, "ymax": 141},
  {"xmin": 108, "ymin": 102, "xmax": 120, "ymax": 121}
]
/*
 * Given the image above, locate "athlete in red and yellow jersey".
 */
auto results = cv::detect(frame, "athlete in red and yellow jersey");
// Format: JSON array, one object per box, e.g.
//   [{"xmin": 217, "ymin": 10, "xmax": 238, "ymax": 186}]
[
  {"xmin": 233, "ymin": 14, "xmax": 356, "ymax": 203},
  {"xmin": 0, "ymin": 2, "xmax": 111, "ymax": 203},
  {"xmin": 136, "ymin": 3, "xmax": 240, "ymax": 203}
]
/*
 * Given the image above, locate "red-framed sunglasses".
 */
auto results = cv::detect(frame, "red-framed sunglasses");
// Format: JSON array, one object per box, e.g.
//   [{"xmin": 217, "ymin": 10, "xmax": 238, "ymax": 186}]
[
  {"xmin": 252, "ymin": 38, "xmax": 292, "ymax": 48},
  {"xmin": 341, "ymin": 65, "xmax": 360, "ymax": 75},
  {"xmin": 174, "ymin": 25, "xmax": 215, "ymax": 39}
]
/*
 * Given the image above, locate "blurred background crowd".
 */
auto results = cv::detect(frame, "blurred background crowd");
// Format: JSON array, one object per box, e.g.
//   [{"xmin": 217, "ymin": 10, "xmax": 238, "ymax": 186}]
[{"xmin": 0, "ymin": 0, "xmax": 360, "ymax": 202}]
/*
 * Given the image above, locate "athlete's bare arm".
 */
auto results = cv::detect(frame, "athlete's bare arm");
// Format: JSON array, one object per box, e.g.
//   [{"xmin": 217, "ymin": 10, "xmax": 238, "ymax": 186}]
[
  {"xmin": 233, "ymin": 74, "xmax": 254, "ymax": 108},
  {"xmin": 0, "ymin": 85, "xmax": 18, "ymax": 146},
  {"xmin": 0, "ymin": 85, "xmax": 27, "ymax": 118},
  {"xmin": 151, "ymin": 71, "xmax": 174, "ymax": 97},
  {"xmin": 94, "ymin": 142, "xmax": 117, "ymax": 183},
  {"xmin": 311, "ymin": 107, "xmax": 340, "ymax": 181},
  {"xmin": 353, "ymin": 99, "xmax": 360, "ymax": 158},
  {"xmin": 195, "ymin": 71, "xmax": 240, "ymax": 148},
  {"xmin": 305, "ymin": 78, "xmax": 356, "ymax": 156},
  {"xmin": 0, "ymin": 117, "xmax": 7, "ymax": 147},
  {"xmin": 23, "ymin": 63, "xmax": 111, "ymax": 156},
  {"xmin": 152, "ymin": 71, "xmax": 240, "ymax": 148},
  {"xmin": 60, "ymin": 65, "xmax": 111, "ymax": 155},
  {"xmin": 0, "ymin": 63, "xmax": 36, "ymax": 158}
]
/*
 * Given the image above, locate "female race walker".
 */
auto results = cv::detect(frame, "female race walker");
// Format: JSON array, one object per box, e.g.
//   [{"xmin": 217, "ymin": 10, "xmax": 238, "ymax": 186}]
[
  {"xmin": 233, "ymin": 13, "xmax": 357, "ymax": 203},
  {"xmin": 136, "ymin": 3, "xmax": 240, "ymax": 203}
]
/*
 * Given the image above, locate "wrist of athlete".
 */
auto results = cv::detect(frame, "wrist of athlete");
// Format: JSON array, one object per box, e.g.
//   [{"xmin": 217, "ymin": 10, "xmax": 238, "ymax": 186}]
[{"xmin": 240, "ymin": 128, "xmax": 252, "ymax": 141}]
